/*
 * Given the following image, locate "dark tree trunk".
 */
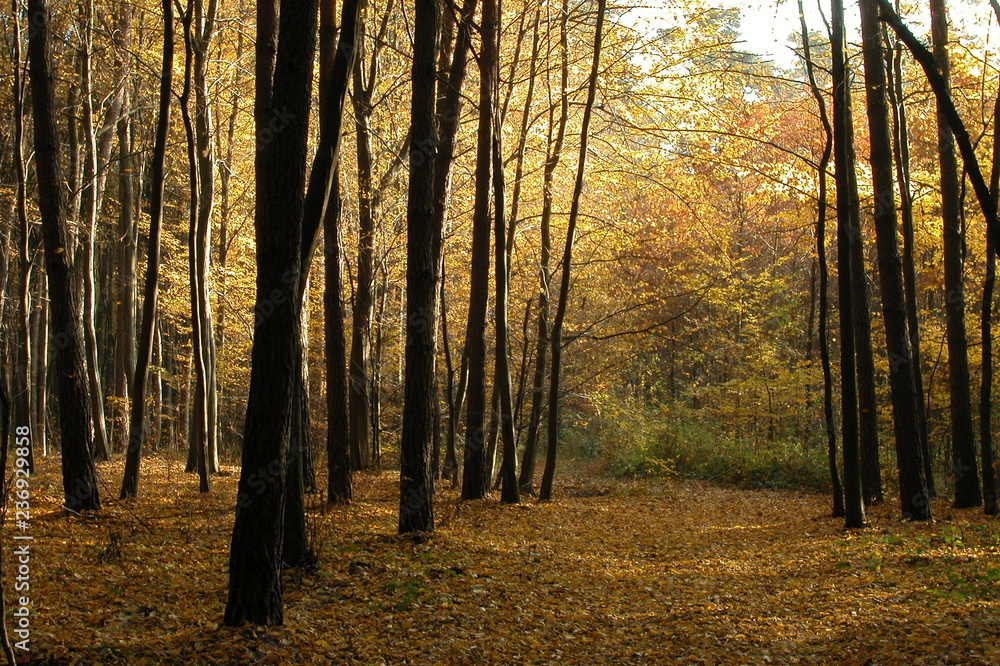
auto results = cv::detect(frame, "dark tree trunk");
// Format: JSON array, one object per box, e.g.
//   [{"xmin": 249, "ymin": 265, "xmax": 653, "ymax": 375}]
[
  {"xmin": 27, "ymin": 0, "xmax": 101, "ymax": 512},
  {"xmin": 520, "ymin": 1, "xmax": 567, "ymax": 496},
  {"xmin": 831, "ymin": 0, "xmax": 865, "ymax": 528},
  {"xmin": 224, "ymin": 0, "xmax": 316, "ymax": 627},
  {"xmin": 797, "ymin": 0, "xmax": 844, "ymax": 517},
  {"xmin": 180, "ymin": 4, "xmax": 211, "ymax": 493},
  {"xmin": 460, "ymin": 0, "xmax": 501, "ymax": 501},
  {"xmin": 858, "ymin": 0, "xmax": 930, "ymax": 519},
  {"xmin": 886, "ymin": 31, "xmax": 935, "ymax": 497},
  {"xmin": 539, "ymin": 0, "xmax": 606, "ymax": 501},
  {"xmin": 326, "ymin": 167, "xmax": 353, "ymax": 504},
  {"xmin": 399, "ymin": 0, "xmax": 440, "ymax": 534},
  {"xmin": 929, "ymin": 0, "xmax": 981, "ymax": 509},
  {"xmin": 121, "ymin": 0, "xmax": 173, "ymax": 499}
]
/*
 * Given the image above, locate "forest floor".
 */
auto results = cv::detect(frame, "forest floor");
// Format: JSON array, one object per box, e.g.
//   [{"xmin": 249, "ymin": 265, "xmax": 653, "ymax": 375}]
[{"xmin": 16, "ymin": 453, "xmax": 1000, "ymax": 665}]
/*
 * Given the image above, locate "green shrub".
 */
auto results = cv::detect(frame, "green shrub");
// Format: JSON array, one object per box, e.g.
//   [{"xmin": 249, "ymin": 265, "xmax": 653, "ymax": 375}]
[{"xmin": 561, "ymin": 397, "xmax": 831, "ymax": 492}]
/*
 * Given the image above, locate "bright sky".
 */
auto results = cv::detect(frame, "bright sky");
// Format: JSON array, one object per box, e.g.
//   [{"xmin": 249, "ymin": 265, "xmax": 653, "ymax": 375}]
[{"xmin": 624, "ymin": 0, "xmax": 1000, "ymax": 71}]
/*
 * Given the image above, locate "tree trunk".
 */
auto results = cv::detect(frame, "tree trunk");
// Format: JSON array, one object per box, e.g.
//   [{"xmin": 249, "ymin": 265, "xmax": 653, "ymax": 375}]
[
  {"xmin": 929, "ymin": 0, "xmax": 981, "ymax": 509},
  {"xmin": 797, "ymin": 0, "xmax": 844, "ymax": 517},
  {"xmin": 460, "ymin": 0, "xmax": 501, "ymax": 501},
  {"xmin": 121, "ymin": 0, "xmax": 173, "ymax": 499},
  {"xmin": 520, "ymin": 1, "xmax": 568, "ymax": 496},
  {"xmin": 399, "ymin": 0, "xmax": 440, "ymax": 534},
  {"xmin": 78, "ymin": 0, "xmax": 110, "ymax": 462},
  {"xmin": 858, "ymin": 0, "xmax": 930, "ymax": 519},
  {"xmin": 180, "ymin": 5, "xmax": 211, "ymax": 493},
  {"xmin": 886, "ymin": 30, "xmax": 935, "ymax": 497},
  {"xmin": 831, "ymin": 0, "xmax": 865, "ymax": 528},
  {"xmin": 27, "ymin": 0, "xmax": 101, "ymax": 512},
  {"xmin": 224, "ymin": 0, "xmax": 316, "ymax": 626},
  {"xmin": 326, "ymin": 167, "xmax": 353, "ymax": 504},
  {"xmin": 111, "ymin": 4, "xmax": 137, "ymax": 457},
  {"xmin": 539, "ymin": 0, "xmax": 606, "ymax": 501}
]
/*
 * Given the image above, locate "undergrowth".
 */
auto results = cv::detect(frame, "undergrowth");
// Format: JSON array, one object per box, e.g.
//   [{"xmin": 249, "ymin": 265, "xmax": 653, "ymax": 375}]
[{"xmin": 561, "ymin": 397, "xmax": 832, "ymax": 492}]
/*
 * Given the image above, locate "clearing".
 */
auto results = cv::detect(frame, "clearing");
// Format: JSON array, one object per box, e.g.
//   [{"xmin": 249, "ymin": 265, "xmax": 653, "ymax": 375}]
[{"xmin": 21, "ymin": 455, "xmax": 1000, "ymax": 664}]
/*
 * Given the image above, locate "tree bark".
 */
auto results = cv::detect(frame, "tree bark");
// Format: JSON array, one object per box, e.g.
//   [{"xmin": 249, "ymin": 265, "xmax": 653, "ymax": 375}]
[
  {"xmin": 859, "ymin": 0, "xmax": 930, "ymax": 519},
  {"xmin": 399, "ymin": 0, "xmax": 440, "ymax": 534},
  {"xmin": 797, "ymin": 0, "xmax": 844, "ymax": 517},
  {"xmin": 326, "ymin": 167, "xmax": 353, "ymax": 504},
  {"xmin": 224, "ymin": 0, "xmax": 316, "ymax": 626},
  {"xmin": 121, "ymin": 0, "xmax": 173, "ymax": 499},
  {"xmin": 831, "ymin": 0, "xmax": 865, "ymax": 528},
  {"xmin": 539, "ymin": 0, "xmax": 606, "ymax": 501},
  {"xmin": 27, "ymin": 0, "xmax": 101, "ymax": 512}
]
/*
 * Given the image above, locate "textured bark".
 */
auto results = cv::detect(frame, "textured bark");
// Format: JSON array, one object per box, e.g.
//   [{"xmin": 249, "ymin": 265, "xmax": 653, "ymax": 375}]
[
  {"xmin": 540, "ymin": 0, "xmax": 606, "ymax": 501},
  {"xmin": 831, "ymin": 0, "xmax": 865, "ymax": 528},
  {"xmin": 928, "ymin": 0, "xmax": 980, "ymax": 509},
  {"xmin": 460, "ymin": 0, "xmax": 501, "ymax": 501},
  {"xmin": 224, "ymin": 0, "xmax": 316, "ymax": 626},
  {"xmin": 399, "ymin": 0, "xmax": 440, "ymax": 534},
  {"xmin": 886, "ymin": 33, "xmax": 935, "ymax": 497},
  {"xmin": 859, "ymin": 0, "xmax": 930, "ymax": 519},
  {"xmin": 121, "ymin": 0, "xmax": 173, "ymax": 499},
  {"xmin": 27, "ymin": 0, "xmax": 101, "ymax": 512},
  {"xmin": 326, "ymin": 168, "xmax": 353, "ymax": 504}
]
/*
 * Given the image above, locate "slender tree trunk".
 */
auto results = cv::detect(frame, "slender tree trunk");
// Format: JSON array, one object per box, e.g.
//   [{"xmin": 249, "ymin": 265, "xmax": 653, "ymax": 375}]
[
  {"xmin": 180, "ymin": 4, "xmax": 211, "ymax": 493},
  {"xmin": 399, "ymin": 0, "xmax": 440, "ymax": 534},
  {"xmin": 121, "ymin": 0, "xmax": 173, "ymax": 499},
  {"xmin": 326, "ymin": 167, "xmax": 353, "ymax": 503},
  {"xmin": 797, "ymin": 0, "xmax": 844, "ymax": 517},
  {"xmin": 111, "ymin": 4, "xmax": 137, "ymax": 457},
  {"xmin": 27, "ymin": 0, "xmax": 101, "ymax": 512},
  {"xmin": 440, "ymin": 262, "xmax": 460, "ymax": 483},
  {"xmin": 928, "ymin": 0, "xmax": 981, "ymax": 509},
  {"xmin": 831, "ymin": 0, "xmax": 865, "ymax": 528},
  {"xmin": 539, "ymin": 0, "xmax": 606, "ymax": 501},
  {"xmin": 859, "ymin": 0, "xmax": 930, "ymax": 518},
  {"xmin": 78, "ymin": 0, "xmax": 110, "ymax": 462},
  {"xmin": 886, "ymin": 28, "xmax": 935, "ymax": 496},
  {"xmin": 520, "ymin": 1, "xmax": 568, "ymax": 496}
]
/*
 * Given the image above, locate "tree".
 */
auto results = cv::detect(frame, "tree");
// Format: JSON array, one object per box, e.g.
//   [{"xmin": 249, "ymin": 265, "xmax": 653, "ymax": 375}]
[
  {"xmin": 461, "ymin": 0, "xmax": 502, "ymax": 501},
  {"xmin": 830, "ymin": 0, "xmax": 865, "ymax": 528},
  {"xmin": 539, "ymin": 0, "xmax": 606, "ymax": 501},
  {"xmin": 797, "ymin": 1, "xmax": 843, "ymax": 517},
  {"xmin": 224, "ymin": 0, "xmax": 317, "ymax": 626},
  {"xmin": 928, "ymin": 0, "xmax": 980, "ymax": 509},
  {"xmin": 121, "ymin": 0, "xmax": 174, "ymax": 500},
  {"xmin": 399, "ymin": 0, "xmax": 441, "ymax": 534},
  {"xmin": 857, "ymin": 0, "xmax": 929, "ymax": 519},
  {"xmin": 26, "ymin": 0, "xmax": 100, "ymax": 513},
  {"xmin": 519, "ymin": 0, "xmax": 569, "ymax": 496}
]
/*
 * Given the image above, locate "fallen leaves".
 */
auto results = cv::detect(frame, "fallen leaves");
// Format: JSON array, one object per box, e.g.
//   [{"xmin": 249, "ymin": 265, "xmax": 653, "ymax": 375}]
[{"xmin": 13, "ymin": 454, "xmax": 1000, "ymax": 664}]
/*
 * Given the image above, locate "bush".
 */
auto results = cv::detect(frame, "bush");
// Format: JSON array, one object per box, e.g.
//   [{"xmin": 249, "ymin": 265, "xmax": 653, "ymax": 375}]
[{"xmin": 560, "ymin": 397, "xmax": 832, "ymax": 492}]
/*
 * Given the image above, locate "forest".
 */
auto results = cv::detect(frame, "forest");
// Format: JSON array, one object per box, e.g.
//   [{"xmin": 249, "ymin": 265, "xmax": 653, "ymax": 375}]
[{"xmin": 1, "ymin": 0, "xmax": 1000, "ymax": 660}]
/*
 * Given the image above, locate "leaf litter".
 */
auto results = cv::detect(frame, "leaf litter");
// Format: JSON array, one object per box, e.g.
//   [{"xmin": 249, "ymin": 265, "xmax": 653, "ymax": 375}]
[{"xmin": 16, "ymin": 454, "xmax": 1000, "ymax": 664}]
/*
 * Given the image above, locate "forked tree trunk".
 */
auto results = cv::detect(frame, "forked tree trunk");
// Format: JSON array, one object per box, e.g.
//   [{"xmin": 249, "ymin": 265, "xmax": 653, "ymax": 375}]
[
  {"xmin": 539, "ymin": 0, "xmax": 606, "ymax": 501},
  {"xmin": 520, "ymin": 1, "xmax": 568, "ymax": 496}
]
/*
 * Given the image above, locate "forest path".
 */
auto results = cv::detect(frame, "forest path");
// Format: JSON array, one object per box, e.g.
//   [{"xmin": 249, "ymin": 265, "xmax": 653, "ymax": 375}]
[{"xmin": 25, "ymin": 455, "xmax": 1000, "ymax": 664}]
